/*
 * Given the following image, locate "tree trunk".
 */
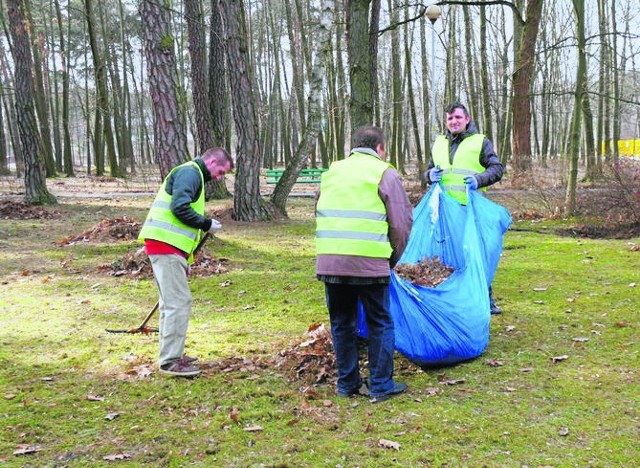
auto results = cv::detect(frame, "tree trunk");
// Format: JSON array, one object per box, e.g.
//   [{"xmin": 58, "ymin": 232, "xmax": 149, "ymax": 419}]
[
  {"xmin": 347, "ymin": 0, "xmax": 372, "ymax": 133},
  {"xmin": 85, "ymin": 0, "xmax": 119, "ymax": 177},
  {"xmin": 53, "ymin": 0, "xmax": 73, "ymax": 176},
  {"xmin": 270, "ymin": 0, "xmax": 333, "ymax": 214},
  {"xmin": 209, "ymin": 0, "xmax": 231, "ymax": 150},
  {"xmin": 565, "ymin": 0, "xmax": 586, "ymax": 215},
  {"xmin": 511, "ymin": 0, "xmax": 543, "ymax": 175},
  {"xmin": 186, "ymin": 0, "xmax": 229, "ymax": 199},
  {"xmin": 404, "ymin": 9, "xmax": 422, "ymax": 173},
  {"xmin": 140, "ymin": 0, "xmax": 189, "ymax": 179},
  {"xmin": 219, "ymin": 0, "xmax": 270, "ymax": 221},
  {"xmin": 6, "ymin": 0, "xmax": 56, "ymax": 204},
  {"xmin": 24, "ymin": 0, "xmax": 55, "ymax": 177},
  {"xmin": 479, "ymin": 6, "xmax": 493, "ymax": 144}
]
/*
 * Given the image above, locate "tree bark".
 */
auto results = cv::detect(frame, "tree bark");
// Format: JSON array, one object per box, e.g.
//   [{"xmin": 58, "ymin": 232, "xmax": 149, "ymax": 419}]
[
  {"xmin": 185, "ymin": 0, "xmax": 229, "ymax": 198},
  {"xmin": 53, "ymin": 0, "xmax": 73, "ymax": 176},
  {"xmin": 6, "ymin": 0, "xmax": 56, "ymax": 204},
  {"xmin": 565, "ymin": 0, "xmax": 586, "ymax": 215},
  {"xmin": 140, "ymin": 0, "xmax": 189, "ymax": 180},
  {"xmin": 511, "ymin": 0, "xmax": 544, "ymax": 175},
  {"xmin": 347, "ymin": 0, "xmax": 372, "ymax": 133},
  {"xmin": 219, "ymin": 0, "xmax": 270, "ymax": 221},
  {"xmin": 209, "ymin": 0, "xmax": 231, "ymax": 150},
  {"xmin": 270, "ymin": 0, "xmax": 333, "ymax": 213}
]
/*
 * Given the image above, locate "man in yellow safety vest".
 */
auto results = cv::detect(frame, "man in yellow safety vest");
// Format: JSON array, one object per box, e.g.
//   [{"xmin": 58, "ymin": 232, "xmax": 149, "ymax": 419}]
[
  {"xmin": 139, "ymin": 147, "xmax": 233, "ymax": 377},
  {"xmin": 424, "ymin": 102, "xmax": 504, "ymax": 314},
  {"xmin": 316, "ymin": 126, "xmax": 413, "ymax": 403}
]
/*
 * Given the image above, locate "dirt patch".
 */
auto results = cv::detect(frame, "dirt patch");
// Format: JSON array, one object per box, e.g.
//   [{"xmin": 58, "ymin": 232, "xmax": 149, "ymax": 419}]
[
  {"xmin": 395, "ymin": 257, "xmax": 455, "ymax": 288},
  {"xmin": 0, "ymin": 200, "xmax": 61, "ymax": 220}
]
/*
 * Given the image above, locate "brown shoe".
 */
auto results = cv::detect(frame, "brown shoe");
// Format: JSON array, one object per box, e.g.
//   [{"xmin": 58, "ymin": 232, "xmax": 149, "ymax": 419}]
[{"xmin": 160, "ymin": 358, "xmax": 201, "ymax": 377}]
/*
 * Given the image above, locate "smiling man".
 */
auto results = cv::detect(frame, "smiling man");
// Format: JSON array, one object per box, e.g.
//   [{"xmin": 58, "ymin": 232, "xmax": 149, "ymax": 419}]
[{"xmin": 423, "ymin": 102, "xmax": 504, "ymax": 314}]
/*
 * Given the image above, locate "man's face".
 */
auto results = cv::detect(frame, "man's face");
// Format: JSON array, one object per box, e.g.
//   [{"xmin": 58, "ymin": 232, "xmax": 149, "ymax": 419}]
[
  {"xmin": 206, "ymin": 158, "xmax": 231, "ymax": 182},
  {"xmin": 445, "ymin": 108, "xmax": 471, "ymax": 135}
]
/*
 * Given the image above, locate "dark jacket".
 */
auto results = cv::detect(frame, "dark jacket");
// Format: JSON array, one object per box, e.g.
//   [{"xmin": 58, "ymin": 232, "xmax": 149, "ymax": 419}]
[
  {"xmin": 424, "ymin": 121, "xmax": 503, "ymax": 188},
  {"xmin": 316, "ymin": 151, "xmax": 413, "ymax": 279},
  {"xmin": 165, "ymin": 158, "xmax": 214, "ymax": 231}
]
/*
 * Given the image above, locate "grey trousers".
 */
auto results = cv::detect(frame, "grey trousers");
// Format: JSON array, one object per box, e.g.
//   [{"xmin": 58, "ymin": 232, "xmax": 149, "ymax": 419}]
[{"xmin": 149, "ymin": 254, "xmax": 192, "ymax": 367}]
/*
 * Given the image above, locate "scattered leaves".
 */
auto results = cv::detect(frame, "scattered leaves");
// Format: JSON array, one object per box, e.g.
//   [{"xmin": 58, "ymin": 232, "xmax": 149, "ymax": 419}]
[
  {"xmin": 244, "ymin": 425, "xmax": 263, "ymax": 432},
  {"xmin": 551, "ymin": 355, "xmax": 569, "ymax": 363},
  {"xmin": 105, "ymin": 412, "xmax": 120, "ymax": 421},
  {"xmin": 13, "ymin": 445, "xmax": 42, "ymax": 456},
  {"xmin": 485, "ymin": 359, "xmax": 505, "ymax": 367},
  {"xmin": 230, "ymin": 407, "xmax": 239, "ymax": 423},
  {"xmin": 87, "ymin": 394, "xmax": 104, "ymax": 401},
  {"xmin": 103, "ymin": 453, "xmax": 132, "ymax": 461},
  {"xmin": 378, "ymin": 438, "xmax": 401, "ymax": 450},
  {"xmin": 440, "ymin": 378, "xmax": 466, "ymax": 386}
]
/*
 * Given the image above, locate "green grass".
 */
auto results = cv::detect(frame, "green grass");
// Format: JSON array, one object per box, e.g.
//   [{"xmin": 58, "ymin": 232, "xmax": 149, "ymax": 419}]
[{"xmin": 0, "ymin": 196, "xmax": 638, "ymax": 466}]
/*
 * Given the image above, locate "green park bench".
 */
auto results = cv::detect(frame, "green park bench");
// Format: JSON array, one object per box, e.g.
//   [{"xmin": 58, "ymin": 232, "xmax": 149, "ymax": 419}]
[{"xmin": 265, "ymin": 167, "xmax": 327, "ymax": 184}]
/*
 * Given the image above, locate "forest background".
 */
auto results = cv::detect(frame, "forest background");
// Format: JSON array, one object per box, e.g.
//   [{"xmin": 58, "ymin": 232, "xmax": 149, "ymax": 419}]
[{"xmin": 0, "ymin": 0, "xmax": 639, "ymax": 221}]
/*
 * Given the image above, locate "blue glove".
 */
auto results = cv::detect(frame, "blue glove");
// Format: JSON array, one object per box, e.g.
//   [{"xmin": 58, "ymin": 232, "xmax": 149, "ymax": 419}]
[
  {"xmin": 464, "ymin": 176, "xmax": 478, "ymax": 190},
  {"xmin": 429, "ymin": 167, "xmax": 443, "ymax": 183}
]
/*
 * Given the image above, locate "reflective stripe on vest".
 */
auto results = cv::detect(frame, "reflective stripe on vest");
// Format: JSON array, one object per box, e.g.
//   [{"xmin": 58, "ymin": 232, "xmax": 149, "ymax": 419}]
[
  {"xmin": 138, "ymin": 161, "xmax": 204, "ymax": 261},
  {"xmin": 432, "ymin": 133, "xmax": 485, "ymax": 204},
  {"xmin": 315, "ymin": 152, "xmax": 392, "ymax": 258}
]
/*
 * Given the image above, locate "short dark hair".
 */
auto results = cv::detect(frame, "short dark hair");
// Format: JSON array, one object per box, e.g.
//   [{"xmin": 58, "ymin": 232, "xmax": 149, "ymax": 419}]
[
  {"xmin": 353, "ymin": 126, "xmax": 385, "ymax": 151},
  {"xmin": 444, "ymin": 102, "xmax": 470, "ymax": 117},
  {"xmin": 202, "ymin": 147, "xmax": 234, "ymax": 170}
]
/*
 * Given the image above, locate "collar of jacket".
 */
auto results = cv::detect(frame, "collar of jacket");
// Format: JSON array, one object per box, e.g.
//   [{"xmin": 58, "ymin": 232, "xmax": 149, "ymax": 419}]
[{"xmin": 349, "ymin": 147, "xmax": 382, "ymax": 160}]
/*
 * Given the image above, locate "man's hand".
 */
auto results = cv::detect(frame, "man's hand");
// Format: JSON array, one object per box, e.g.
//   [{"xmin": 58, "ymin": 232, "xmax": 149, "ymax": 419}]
[
  {"xmin": 428, "ymin": 166, "xmax": 443, "ymax": 183},
  {"xmin": 209, "ymin": 219, "xmax": 222, "ymax": 233},
  {"xmin": 464, "ymin": 176, "xmax": 478, "ymax": 190}
]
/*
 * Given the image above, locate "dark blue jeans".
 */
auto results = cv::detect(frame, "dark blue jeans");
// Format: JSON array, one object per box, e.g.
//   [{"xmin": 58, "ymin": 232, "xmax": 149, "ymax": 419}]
[{"xmin": 324, "ymin": 282, "xmax": 396, "ymax": 398}]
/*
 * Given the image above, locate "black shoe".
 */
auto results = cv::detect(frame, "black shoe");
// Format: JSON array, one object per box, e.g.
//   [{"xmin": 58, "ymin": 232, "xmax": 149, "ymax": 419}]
[
  {"xmin": 337, "ymin": 382, "xmax": 370, "ymax": 398},
  {"xmin": 490, "ymin": 303, "xmax": 502, "ymax": 315},
  {"xmin": 370, "ymin": 382, "xmax": 408, "ymax": 404}
]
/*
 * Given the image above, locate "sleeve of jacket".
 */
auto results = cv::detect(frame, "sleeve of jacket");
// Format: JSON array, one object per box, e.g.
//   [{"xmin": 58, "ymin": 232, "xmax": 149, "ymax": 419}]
[
  {"xmin": 379, "ymin": 168, "xmax": 413, "ymax": 268},
  {"xmin": 422, "ymin": 145, "xmax": 436, "ymax": 184},
  {"xmin": 169, "ymin": 165, "xmax": 212, "ymax": 231},
  {"xmin": 476, "ymin": 137, "xmax": 504, "ymax": 188}
]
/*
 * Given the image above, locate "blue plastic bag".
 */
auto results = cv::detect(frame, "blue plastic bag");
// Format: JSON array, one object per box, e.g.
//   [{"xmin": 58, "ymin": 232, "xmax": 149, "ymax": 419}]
[{"xmin": 359, "ymin": 184, "xmax": 512, "ymax": 367}]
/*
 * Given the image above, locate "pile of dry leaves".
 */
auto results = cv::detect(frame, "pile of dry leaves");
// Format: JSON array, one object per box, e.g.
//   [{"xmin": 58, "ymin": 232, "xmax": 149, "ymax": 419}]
[
  {"xmin": 394, "ymin": 256, "xmax": 455, "ymax": 287},
  {"xmin": 274, "ymin": 323, "xmax": 337, "ymax": 387},
  {"xmin": 0, "ymin": 200, "xmax": 60, "ymax": 220},
  {"xmin": 97, "ymin": 247, "xmax": 229, "ymax": 279},
  {"xmin": 58, "ymin": 216, "xmax": 141, "ymax": 244}
]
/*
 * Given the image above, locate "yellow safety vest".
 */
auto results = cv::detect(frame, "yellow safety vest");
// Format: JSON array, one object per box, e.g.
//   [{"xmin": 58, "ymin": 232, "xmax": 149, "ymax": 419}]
[
  {"xmin": 432, "ymin": 133, "xmax": 486, "ymax": 204},
  {"xmin": 138, "ymin": 161, "xmax": 204, "ymax": 263},
  {"xmin": 316, "ymin": 152, "xmax": 392, "ymax": 258}
]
